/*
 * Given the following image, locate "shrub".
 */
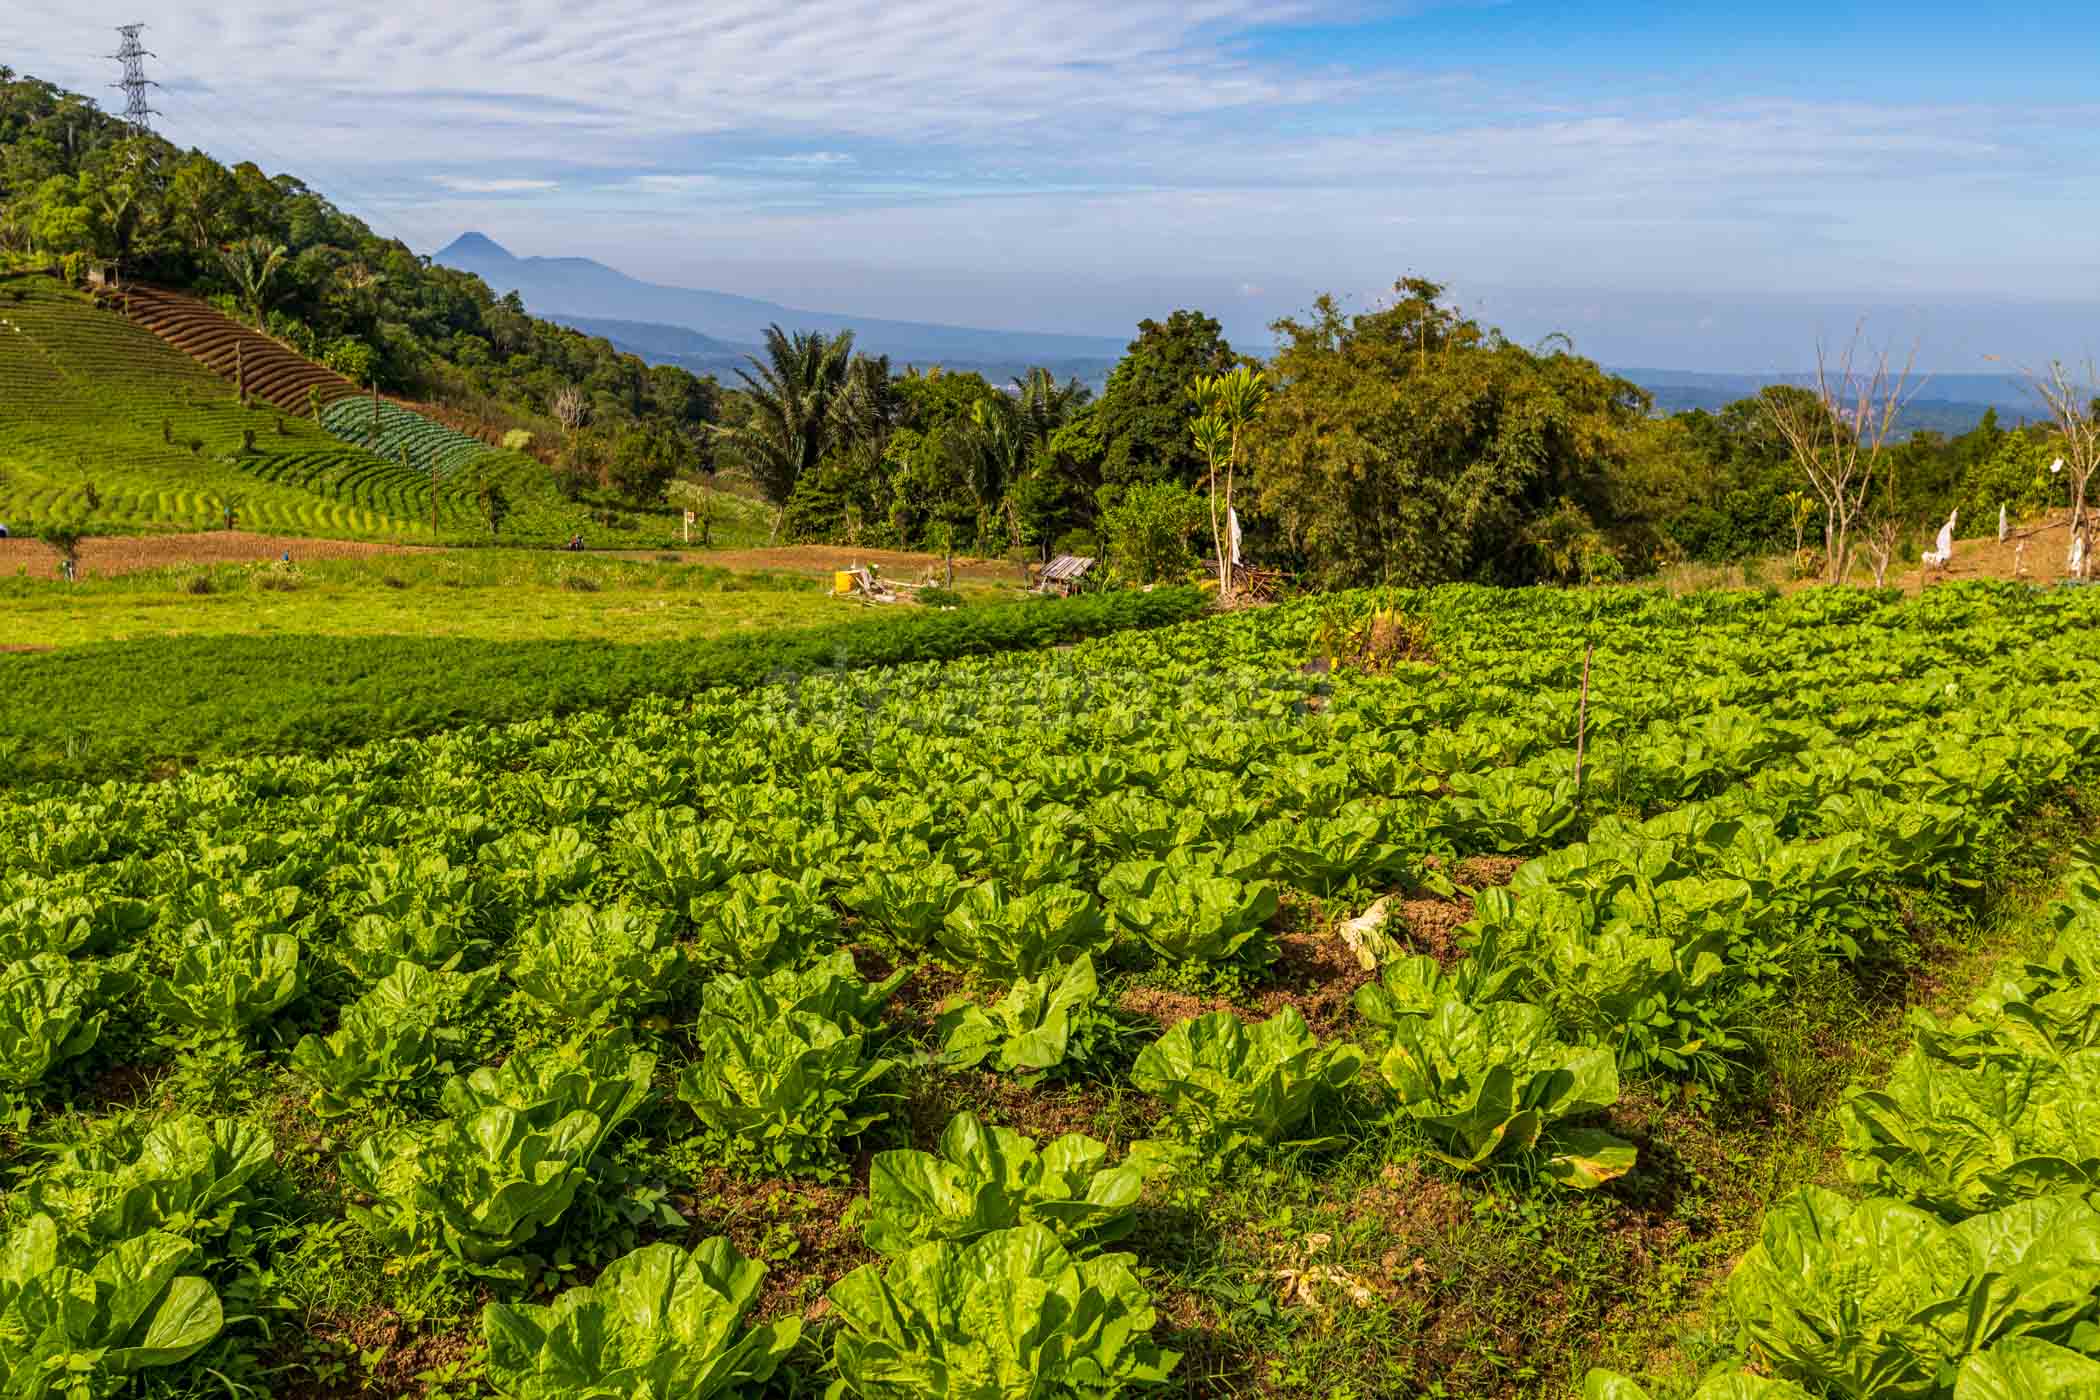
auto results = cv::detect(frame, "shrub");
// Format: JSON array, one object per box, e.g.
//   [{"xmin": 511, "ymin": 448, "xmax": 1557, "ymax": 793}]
[{"xmin": 1100, "ymin": 481, "xmax": 1206, "ymax": 583}]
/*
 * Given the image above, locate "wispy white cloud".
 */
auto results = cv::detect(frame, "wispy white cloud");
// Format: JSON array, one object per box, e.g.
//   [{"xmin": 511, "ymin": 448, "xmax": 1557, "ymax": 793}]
[{"xmin": 429, "ymin": 176, "xmax": 559, "ymax": 193}]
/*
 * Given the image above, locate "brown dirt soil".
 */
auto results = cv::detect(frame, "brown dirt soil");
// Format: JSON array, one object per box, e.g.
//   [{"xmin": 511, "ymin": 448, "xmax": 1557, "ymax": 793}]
[
  {"xmin": 302, "ymin": 1314, "xmax": 482, "ymax": 1399},
  {"xmin": 1455, "ymin": 854, "xmax": 1524, "ymax": 887},
  {"xmin": 614, "ymin": 543, "xmax": 1029, "ymax": 584},
  {"xmin": 0, "ymin": 531, "xmax": 419, "ymax": 578},
  {"xmin": 1393, "ymin": 897, "xmax": 1473, "ymax": 965},
  {"xmin": 678, "ymin": 1167, "xmax": 874, "ymax": 1322},
  {"xmin": 1251, "ymin": 931, "xmax": 1379, "ymax": 1038},
  {"xmin": 1117, "ymin": 983, "xmax": 1236, "ymax": 1028}
]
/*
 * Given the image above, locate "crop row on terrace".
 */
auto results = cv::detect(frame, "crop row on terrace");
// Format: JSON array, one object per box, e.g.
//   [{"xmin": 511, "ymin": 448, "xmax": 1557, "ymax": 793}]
[
  {"xmin": 319, "ymin": 396, "xmax": 517, "ymax": 480},
  {"xmin": 2, "ymin": 583, "xmax": 2098, "ymax": 1397},
  {"xmin": 0, "ymin": 280, "xmax": 617, "ymax": 547},
  {"xmin": 121, "ymin": 285, "xmax": 359, "ymax": 415}
]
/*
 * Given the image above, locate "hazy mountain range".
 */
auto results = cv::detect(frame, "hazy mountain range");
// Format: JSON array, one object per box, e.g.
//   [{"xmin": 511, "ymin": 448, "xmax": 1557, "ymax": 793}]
[
  {"xmin": 434, "ymin": 233, "xmax": 1125, "ymax": 383},
  {"xmin": 437, "ymin": 234, "xmax": 2033, "ymax": 433}
]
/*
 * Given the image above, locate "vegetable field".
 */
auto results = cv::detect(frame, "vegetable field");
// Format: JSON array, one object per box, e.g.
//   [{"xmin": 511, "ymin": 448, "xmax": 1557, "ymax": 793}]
[{"xmin": 4, "ymin": 582, "xmax": 2099, "ymax": 1398}]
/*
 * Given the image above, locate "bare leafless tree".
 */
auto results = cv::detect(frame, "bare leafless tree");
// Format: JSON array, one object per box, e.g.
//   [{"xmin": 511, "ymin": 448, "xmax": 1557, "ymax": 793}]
[
  {"xmin": 1762, "ymin": 327, "xmax": 1922, "ymax": 585},
  {"xmin": 2012, "ymin": 357, "xmax": 2098, "ymax": 574},
  {"xmin": 1862, "ymin": 513, "xmax": 1902, "ymax": 588},
  {"xmin": 551, "ymin": 384, "xmax": 590, "ymax": 434}
]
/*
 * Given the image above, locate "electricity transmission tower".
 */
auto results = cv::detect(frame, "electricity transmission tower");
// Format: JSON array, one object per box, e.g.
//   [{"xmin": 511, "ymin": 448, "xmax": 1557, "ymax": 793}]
[{"xmin": 110, "ymin": 24, "xmax": 159, "ymax": 132}]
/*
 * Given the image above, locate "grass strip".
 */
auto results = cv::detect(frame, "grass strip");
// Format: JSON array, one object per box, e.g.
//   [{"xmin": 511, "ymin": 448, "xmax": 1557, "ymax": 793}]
[{"xmin": 0, "ymin": 586, "xmax": 1206, "ymax": 787}]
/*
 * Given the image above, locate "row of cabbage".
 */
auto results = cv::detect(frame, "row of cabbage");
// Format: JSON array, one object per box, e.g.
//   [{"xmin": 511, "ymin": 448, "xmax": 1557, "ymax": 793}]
[
  {"xmin": 318, "ymin": 395, "xmax": 497, "ymax": 478},
  {"xmin": 1590, "ymin": 864, "xmax": 2100, "ymax": 1400}
]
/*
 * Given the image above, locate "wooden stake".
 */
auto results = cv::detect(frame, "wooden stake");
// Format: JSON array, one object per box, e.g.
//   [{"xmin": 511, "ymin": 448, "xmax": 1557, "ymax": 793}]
[{"xmin": 1573, "ymin": 641, "xmax": 1594, "ymax": 790}]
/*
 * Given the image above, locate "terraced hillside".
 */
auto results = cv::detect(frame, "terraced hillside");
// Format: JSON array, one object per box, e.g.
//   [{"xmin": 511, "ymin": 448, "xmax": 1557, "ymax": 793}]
[
  {"xmin": 0, "ymin": 278, "xmax": 430, "ymax": 539},
  {"xmin": 0, "ymin": 277, "xmax": 637, "ymax": 546},
  {"xmin": 120, "ymin": 283, "xmax": 361, "ymax": 414}
]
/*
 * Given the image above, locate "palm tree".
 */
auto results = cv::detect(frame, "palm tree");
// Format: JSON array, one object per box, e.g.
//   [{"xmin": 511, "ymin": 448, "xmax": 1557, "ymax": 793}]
[
  {"xmin": 712, "ymin": 325, "xmax": 857, "ymax": 529},
  {"xmin": 218, "ymin": 235, "xmax": 287, "ymax": 324},
  {"xmin": 960, "ymin": 369, "xmax": 1092, "ymax": 557},
  {"xmin": 1187, "ymin": 366, "xmax": 1269, "ymax": 599},
  {"xmin": 1012, "ymin": 368, "xmax": 1090, "ymax": 449}
]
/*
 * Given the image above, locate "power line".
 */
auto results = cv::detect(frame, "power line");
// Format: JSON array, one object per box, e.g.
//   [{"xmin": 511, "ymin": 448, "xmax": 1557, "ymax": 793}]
[{"xmin": 109, "ymin": 24, "xmax": 159, "ymax": 132}]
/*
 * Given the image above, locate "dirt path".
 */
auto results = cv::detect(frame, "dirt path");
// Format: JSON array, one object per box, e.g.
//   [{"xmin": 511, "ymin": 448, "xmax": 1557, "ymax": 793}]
[{"xmin": 0, "ymin": 532, "xmax": 420, "ymax": 579}]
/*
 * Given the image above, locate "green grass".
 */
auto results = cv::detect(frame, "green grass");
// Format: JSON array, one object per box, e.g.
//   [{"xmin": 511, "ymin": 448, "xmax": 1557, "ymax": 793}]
[
  {"xmin": 0, "ymin": 551, "xmax": 843, "ymax": 648},
  {"xmin": 0, "ymin": 276, "xmax": 678, "ymax": 548},
  {"xmin": 0, "ymin": 585, "xmax": 1209, "ymax": 785}
]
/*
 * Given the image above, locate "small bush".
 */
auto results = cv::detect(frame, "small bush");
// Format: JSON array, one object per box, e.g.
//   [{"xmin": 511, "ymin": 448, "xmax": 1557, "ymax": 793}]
[
  {"xmin": 183, "ymin": 574, "xmax": 215, "ymax": 596},
  {"xmin": 380, "ymin": 576, "xmax": 408, "ymax": 590},
  {"xmin": 917, "ymin": 587, "xmax": 964, "ymax": 609},
  {"xmin": 562, "ymin": 574, "xmax": 601, "ymax": 593}
]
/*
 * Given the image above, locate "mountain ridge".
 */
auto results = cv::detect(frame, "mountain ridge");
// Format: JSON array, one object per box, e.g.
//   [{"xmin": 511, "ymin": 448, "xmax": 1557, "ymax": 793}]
[{"xmin": 434, "ymin": 233, "xmax": 1125, "ymax": 377}]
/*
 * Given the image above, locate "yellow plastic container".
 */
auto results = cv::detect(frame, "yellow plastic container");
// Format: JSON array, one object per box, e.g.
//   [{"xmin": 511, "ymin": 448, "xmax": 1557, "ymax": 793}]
[{"xmin": 833, "ymin": 571, "xmax": 856, "ymax": 596}]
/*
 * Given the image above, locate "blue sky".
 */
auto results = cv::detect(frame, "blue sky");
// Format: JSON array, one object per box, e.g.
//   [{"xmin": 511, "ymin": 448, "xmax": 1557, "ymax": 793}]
[{"xmin": 7, "ymin": 1, "xmax": 2099, "ymax": 369}]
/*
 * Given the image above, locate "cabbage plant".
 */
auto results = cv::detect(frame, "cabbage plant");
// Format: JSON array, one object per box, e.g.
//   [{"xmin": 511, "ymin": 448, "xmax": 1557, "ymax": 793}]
[
  {"xmin": 509, "ymin": 904, "xmax": 681, "ymax": 1024},
  {"xmin": 145, "ymin": 922, "xmax": 303, "ymax": 1043},
  {"xmin": 689, "ymin": 870, "xmax": 838, "ymax": 973},
  {"xmin": 609, "ymin": 807, "xmax": 746, "ymax": 913},
  {"xmin": 291, "ymin": 961, "xmax": 499, "ymax": 1116},
  {"xmin": 1729, "ymin": 1187, "xmax": 2100, "ymax": 1399},
  {"xmin": 343, "ymin": 1109, "xmax": 602, "ymax": 1265},
  {"xmin": 26, "ymin": 1113, "xmax": 274, "ymax": 1244},
  {"xmin": 676, "ymin": 1012, "xmax": 897, "ymax": 1177},
  {"xmin": 1954, "ymin": 1338, "xmax": 2100, "ymax": 1399},
  {"xmin": 0, "ymin": 953, "xmax": 108, "ymax": 1092},
  {"xmin": 1584, "ymin": 1368, "xmax": 1814, "ymax": 1398},
  {"xmin": 937, "ymin": 882, "xmax": 1108, "ymax": 982},
  {"xmin": 1840, "ymin": 1049, "xmax": 2100, "ymax": 1220},
  {"xmin": 0, "ymin": 1215, "xmax": 225, "ymax": 1394},
  {"xmin": 1131, "ymin": 1008, "xmax": 1363, "ymax": 1156},
  {"xmin": 840, "ymin": 858, "xmax": 964, "ymax": 947},
  {"xmin": 1099, "ymin": 855, "xmax": 1279, "ymax": 965},
  {"xmin": 344, "ymin": 1039, "xmax": 653, "ymax": 1263},
  {"xmin": 698, "ymin": 950, "xmax": 905, "ymax": 1037},
  {"xmin": 1369, "ymin": 992, "xmax": 1633, "ymax": 1187},
  {"xmin": 483, "ymin": 1237, "xmax": 798, "ymax": 1399},
  {"xmin": 937, "ymin": 955, "xmax": 1107, "ymax": 1077},
  {"xmin": 826, "ymin": 1224, "xmax": 1179, "ymax": 1398},
  {"xmin": 863, "ymin": 1112, "xmax": 1144, "ymax": 1257}
]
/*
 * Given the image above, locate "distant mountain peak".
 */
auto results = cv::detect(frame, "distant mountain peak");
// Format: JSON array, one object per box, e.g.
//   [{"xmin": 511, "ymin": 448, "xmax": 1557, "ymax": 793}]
[{"xmin": 437, "ymin": 232, "xmax": 513, "ymax": 261}]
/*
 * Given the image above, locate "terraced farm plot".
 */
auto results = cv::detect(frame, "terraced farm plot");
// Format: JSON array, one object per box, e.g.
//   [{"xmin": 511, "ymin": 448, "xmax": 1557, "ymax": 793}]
[
  {"xmin": 320, "ymin": 394, "xmax": 518, "ymax": 480},
  {"xmin": 0, "ymin": 278, "xmax": 636, "ymax": 546},
  {"xmin": 0, "ymin": 280, "xmax": 428, "ymax": 540},
  {"xmin": 6, "ymin": 582, "xmax": 2100, "ymax": 1398},
  {"xmin": 122, "ymin": 283, "xmax": 359, "ymax": 414}
]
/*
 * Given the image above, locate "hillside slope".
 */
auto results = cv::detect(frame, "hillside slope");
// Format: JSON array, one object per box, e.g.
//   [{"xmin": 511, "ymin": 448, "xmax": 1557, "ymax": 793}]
[
  {"xmin": 0, "ymin": 275, "xmax": 637, "ymax": 545},
  {"xmin": 121, "ymin": 285, "xmax": 363, "ymax": 414}
]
